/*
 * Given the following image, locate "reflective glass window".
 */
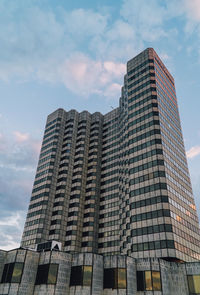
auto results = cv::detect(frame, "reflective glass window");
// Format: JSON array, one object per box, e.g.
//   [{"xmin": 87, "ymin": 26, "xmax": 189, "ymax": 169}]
[
  {"xmin": 35, "ymin": 264, "xmax": 58, "ymax": 285},
  {"xmin": 118, "ymin": 268, "xmax": 126, "ymax": 289},
  {"xmin": 1, "ymin": 262, "xmax": 23, "ymax": 284},
  {"xmin": 188, "ymin": 275, "xmax": 200, "ymax": 293},
  {"xmin": 48, "ymin": 264, "xmax": 58, "ymax": 284},
  {"xmin": 145, "ymin": 271, "xmax": 153, "ymax": 290},
  {"xmin": 152, "ymin": 271, "xmax": 161, "ymax": 291},
  {"xmin": 83, "ymin": 266, "xmax": 92, "ymax": 286},
  {"xmin": 12, "ymin": 263, "xmax": 24, "ymax": 283}
]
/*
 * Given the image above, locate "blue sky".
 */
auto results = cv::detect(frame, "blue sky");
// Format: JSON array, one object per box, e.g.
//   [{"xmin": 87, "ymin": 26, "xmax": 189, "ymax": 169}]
[{"xmin": 1, "ymin": 0, "xmax": 200, "ymax": 250}]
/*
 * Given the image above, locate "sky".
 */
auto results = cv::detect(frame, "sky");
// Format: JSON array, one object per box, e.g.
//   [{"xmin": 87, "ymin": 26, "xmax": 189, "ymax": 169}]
[{"xmin": 0, "ymin": 0, "xmax": 200, "ymax": 250}]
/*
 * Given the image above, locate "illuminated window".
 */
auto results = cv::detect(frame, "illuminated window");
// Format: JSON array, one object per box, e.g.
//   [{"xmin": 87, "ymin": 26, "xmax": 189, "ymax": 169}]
[
  {"xmin": 145, "ymin": 271, "xmax": 152, "ymax": 290},
  {"xmin": 152, "ymin": 271, "xmax": 161, "ymax": 291},
  {"xmin": 137, "ymin": 271, "xmax": 162, "ymax": 291},
  {"xmin": 188, "ymin": 275, "xmax": 200, "ymax": 294},
  {"xmin": 83, "ymin": 266, "xmax": 92, "ymax": 286},
  {"xmin": 118, "ymin": 268, "xmax": 126, "ymax": 289},
  {"xmin": 104, "ymin": 268, "xmax": 126, "ymax": 289},
  {"xmin": 35, "ymin": 264, "xmax": 58, "ymax": 285},
  {"xmin": 1, "ymin": 262, "xmax": 24, "ymax": 284}
]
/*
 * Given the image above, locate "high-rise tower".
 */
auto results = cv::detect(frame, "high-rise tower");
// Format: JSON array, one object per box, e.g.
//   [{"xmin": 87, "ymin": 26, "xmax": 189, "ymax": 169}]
[{"xmin": 21, "ymin": 48, "xmax": 200, "ymax": 262}]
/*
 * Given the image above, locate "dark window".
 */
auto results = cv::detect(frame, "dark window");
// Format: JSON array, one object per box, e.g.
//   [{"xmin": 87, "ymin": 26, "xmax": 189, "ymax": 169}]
[
  {"xmin": 104, "ymin": 268, "xmax": 126, "ymax": 289},
  {"xmin": 70, "ymin": 266, "xmax": 92, "ymax": 286},
  {"xmin": 104, "ymin": 268, "xmax": 116, "ymax": 289},
  {"xmin": 35, "ymin": 264, "xmax": 58, "ymax": 285},
  {"xmin": 1, "ymin": 262, "xmax": 23, "ymax": 284},
  {"xmin": 137, "ymin": 271, "xmax": 145, "ymax": 291}
]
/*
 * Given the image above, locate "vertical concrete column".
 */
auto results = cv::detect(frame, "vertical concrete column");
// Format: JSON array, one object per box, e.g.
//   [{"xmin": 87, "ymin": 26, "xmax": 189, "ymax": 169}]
[
  {"xmin": 91, "ymin": 254, "xmax": 103, "ymax": 295},
  {"xmin": 18, "ymin": 250, "xmax": 39, "ymax": 295},
  {"xmin": 126, "ymin": 256, "xmax": 136, "ymax": 295}
]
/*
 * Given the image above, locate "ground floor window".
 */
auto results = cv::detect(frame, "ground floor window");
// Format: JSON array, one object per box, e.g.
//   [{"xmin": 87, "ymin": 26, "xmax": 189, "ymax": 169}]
[
  {"xmin": 188, "ymin": 275, "xmax": 200, "ymax": 294},
  {"xmin": 137, "ymin": 270, "xmax": 161, "ymax": 291},
  {"xmin": 35, "ymin": 263, "xmax": 58, "ymax": 285},
  {"xmin": 1, "ymin": 262, "xmax": 24, "ymax": 284},
  {"xmin": 104, "ymin": 268, "xmax": 126, "ymax": 289},
  {"xmin": 70, "ymin": 265, "xmax": 92, "ymax": 286}
]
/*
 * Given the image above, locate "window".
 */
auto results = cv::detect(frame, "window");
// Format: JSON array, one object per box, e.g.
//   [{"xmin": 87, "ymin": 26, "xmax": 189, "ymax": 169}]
[
  {"xmin": 35, "ymin": 264, "xmax": 58, "ymax": 285},
  {"xmin": 83, "ymin": 266, "xmax": 92, "ymax": 286},
  {"xmin": 1, "ymin": 262, "xmax": 23, "ymax": 283},
  {"xmin": 188, "ymin": 275, "xmax": 200, "ymax": 294},
  {"xmin": 137, "ymin": 271, "xmax": 161, "ymax": 291},
  {"xmin": 70, "ymin": 266, "xmax": 92, "ymax": 286},
  {"xmin": 137, "ymin": 271, "xmax": 145, "ymax": 291},
  {"xmin": 152, "ymin": 271, "xmax": 162, "ymax": 291},
  {"xmin": 104, "ymin": 268, "xmax": 126, "ymax": 289}
]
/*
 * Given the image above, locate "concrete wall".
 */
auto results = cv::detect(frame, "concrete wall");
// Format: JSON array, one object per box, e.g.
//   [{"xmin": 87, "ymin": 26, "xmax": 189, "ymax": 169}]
[{"xmin": 0, "ymin": 249, "xmax": 200, "ymax": 294}]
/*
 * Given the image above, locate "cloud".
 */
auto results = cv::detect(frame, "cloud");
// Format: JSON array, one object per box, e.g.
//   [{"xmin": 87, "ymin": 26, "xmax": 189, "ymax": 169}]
[
  {"xmin": 58, "ymin": 53, "xmax": 125, "ymax": 97},
  {"xmin": 120, "ymin": 0, "xmax": 167, "ymax": 42},
  {"xmin": 0, "ymin": 131, "xmax": 40, "ymax": 221},
  {"xmin": 184, "ymin": 0, "xmax": 200, "ymax": 22},
  {"xmin": 0, "ymin": 211, "xmax": 25, "ymax": 250},
  {"xmin": 187, "ymin": 145, "xmax": 200, "ymax": 159},
  {"xmin": 64, "ymin": 8, "xmax": 108, "ymax": 38},
  {"xmin": 14, "ymin": 131, "xmax": 29, "ymax": 143},
  {"xmin": 2, "ymin": 0, "xmax": 198, "ymax": 98}
]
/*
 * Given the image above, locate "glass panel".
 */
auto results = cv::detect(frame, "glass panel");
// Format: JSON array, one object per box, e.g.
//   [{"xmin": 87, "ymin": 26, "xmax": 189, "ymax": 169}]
[
  {"xmin": 104, "ymin": 268, "xmax": 115, "ymax": 289},
  {"xmin": 70, "ymin": 266, "xmax": 82, "ymax": 286},
  {"xmin": 137, "ymin": 271, "xmax": 145, "ymax": 291},
  {"xmin": 1, "ymin": 264, "xmax": 9, "ymax": 283},
  {"xmin": 35, "ymin": 264, "xmax": 49, "ymax": 285},
  {"xmin": 83, "ymin": 266, "xmax": 92, "ymax": 286},
  {"xmin": 6, "ymin": 263, "xmax": 14, "ymax": 283},
  {"xmin": 48, "ymin": 264, "xmax": 58, "ymax": 284},
  {"xmin": 12, "ymin": 263, "xmax": 23, "ymax": 283},
  {"xmin": 188, "ymin": 276, "xmax": 195, "ymax": 293},
  {"xmin": 152, "ymin": 271, "xmax": 161, "ymax": 291},
  {"xmin": 118, "ymin": 268, "xmax": 126, "ymax": 289},
  {"xmin": 145, "ymin": 271, "xmax": 152, "ymax": 290},
  {"xmin": 188, "ymin": 275, "xmax": 200, "ymax": 293}
]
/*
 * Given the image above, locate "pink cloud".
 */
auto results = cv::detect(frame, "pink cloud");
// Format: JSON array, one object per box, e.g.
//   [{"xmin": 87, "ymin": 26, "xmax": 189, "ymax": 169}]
[
  {"xmin": 14, "ymin": 131, "xmax": 29, "ymax": 143},
  {"xmin": 186, "ymin": 145, "xmax": 200, "ymax": 159},
  {"xmin": 184, "ymin": 0, "xmax": 200, "ymax": 21},
  {"xmin": 31, "ymin": 141, "xmax": 41, "ymax": 155},
  {"xmin": 59, "ymin": 53, "xmax": 125, "ymax": 97}
]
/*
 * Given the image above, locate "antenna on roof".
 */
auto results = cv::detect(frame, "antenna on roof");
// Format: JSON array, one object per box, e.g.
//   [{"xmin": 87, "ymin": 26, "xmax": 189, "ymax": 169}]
[{"xmin": 110, "ymin": 106, "xmax": 114, "ymax": 110}]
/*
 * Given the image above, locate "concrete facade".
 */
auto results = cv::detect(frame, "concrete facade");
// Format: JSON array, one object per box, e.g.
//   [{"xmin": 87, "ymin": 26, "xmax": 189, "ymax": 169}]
[{"xmin": 1, "ymin": 249, "xmax": 200, "ymax": 295}]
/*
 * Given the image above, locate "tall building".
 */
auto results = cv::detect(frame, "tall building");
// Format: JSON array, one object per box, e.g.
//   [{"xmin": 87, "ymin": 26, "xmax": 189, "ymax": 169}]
[{"xmin": 21, "ymin": 47, "xmax": 200, "ymax": 263}]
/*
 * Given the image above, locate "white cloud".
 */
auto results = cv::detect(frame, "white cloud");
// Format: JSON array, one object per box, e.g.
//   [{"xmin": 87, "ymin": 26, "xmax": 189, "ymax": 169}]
[
  {"xmin": 0, "ymin": 0, "xmax": 199, "ymax": 97},
  {"xmin": 120, "ymin": 0, "xmax": 167, "ymax": 41},
  {"xmin": 64, "ymin": 8, "xmax": 108, "ymax": 37},
  {"xmin": 0, "ymin": 211, "xmax": 25, "ymax": 250},
  {"xmin": 187, "ymin": 145, "xmax": 200, "ymax": 159}
]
